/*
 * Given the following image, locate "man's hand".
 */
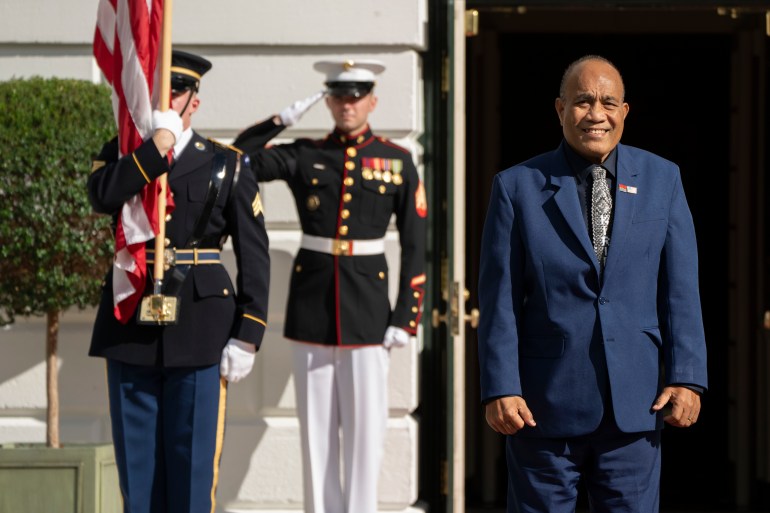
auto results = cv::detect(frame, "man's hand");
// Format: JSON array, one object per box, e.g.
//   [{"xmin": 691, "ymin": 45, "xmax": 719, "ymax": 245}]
[
  {"xmin": 485, "ymin": 395, "xmax": 536, "ymax": 435},
  {"xmin": 219, "ymin": 338, "xmax": 256, "ymax": 383},
  {"xmin": 278, "ymin": 90, "xmax": 326, "ymax": 126},
  {"xmin": 382, "ymin": 326, "xmax": 410, "ymax": 349},
  {"xmin": 652, "ymin": 386, "xmax": 701, "ymax": 427},
  {"xmin": 151, "ymin": 109, "xmax": 183, "ymax": 156}
]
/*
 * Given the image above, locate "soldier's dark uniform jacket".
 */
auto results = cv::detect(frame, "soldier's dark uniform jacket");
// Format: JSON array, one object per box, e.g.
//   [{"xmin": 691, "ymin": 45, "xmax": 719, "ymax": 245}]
[
  {"xmin": 234, "ymin": 124, "xmax": 427, "ymax": 347},
  {"xmin": 87, "ymin": 132, "xmax": 270, "ymax": 367}
]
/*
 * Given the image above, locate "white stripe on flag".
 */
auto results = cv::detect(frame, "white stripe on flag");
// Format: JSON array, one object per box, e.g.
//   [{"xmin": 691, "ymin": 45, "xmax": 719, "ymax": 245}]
[
  {"xmin": 96, "ymin": 0, "xmax": 116, "ymax": 54},
  {"xmin": 117, "ymin": 0, "xmax": 153, "ymax": 140},
  {"xmin": 121, "ymin": 194, "xmax": 155, "ymax": 246}
]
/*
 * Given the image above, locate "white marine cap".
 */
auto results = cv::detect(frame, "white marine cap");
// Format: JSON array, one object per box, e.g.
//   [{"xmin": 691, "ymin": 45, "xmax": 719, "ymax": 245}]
[{"xmin": 313, "ymin": 59, "xmax": 386, "ymax": 97}]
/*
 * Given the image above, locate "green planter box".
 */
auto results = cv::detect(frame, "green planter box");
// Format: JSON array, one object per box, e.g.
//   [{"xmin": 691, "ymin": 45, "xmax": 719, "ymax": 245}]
[{"xmin": 0, "ymin": 443, "xmax": 120, "ymax": 513}]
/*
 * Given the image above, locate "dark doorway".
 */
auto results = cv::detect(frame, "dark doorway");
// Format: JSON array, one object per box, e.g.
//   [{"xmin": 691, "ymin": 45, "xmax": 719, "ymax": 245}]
[{"xmin": 464, "ymin": 11, "xmax": 742, "ymax": 512}]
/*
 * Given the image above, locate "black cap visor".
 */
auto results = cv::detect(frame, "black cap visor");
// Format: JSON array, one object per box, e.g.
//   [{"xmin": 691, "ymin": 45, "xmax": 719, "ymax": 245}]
[
  {"xmin": 326, "ymin": 81, "xmax": 374, "ymax": 98},
  {"xmin": 171, "ymin": 74, "xmax": 199, "ymax": 94}
]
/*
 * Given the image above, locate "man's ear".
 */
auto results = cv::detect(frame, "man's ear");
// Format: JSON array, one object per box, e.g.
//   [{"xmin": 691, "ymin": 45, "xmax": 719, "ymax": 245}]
[
  {"xmin": 189, "ymin": 94, "xmax": 201, "ymax": 114},
  {"xmin": 554, "ymin": 97, "xmax": 565, "ymax": 126}
]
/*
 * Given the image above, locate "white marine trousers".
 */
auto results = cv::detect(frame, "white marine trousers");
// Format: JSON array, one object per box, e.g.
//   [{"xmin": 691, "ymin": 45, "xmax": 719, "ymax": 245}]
[{"xmin": 292, "ymin": 341, "xmax": 389, "ymax": 513}]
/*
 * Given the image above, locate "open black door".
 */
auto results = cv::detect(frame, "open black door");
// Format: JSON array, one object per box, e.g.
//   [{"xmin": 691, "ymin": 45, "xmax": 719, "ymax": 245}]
[{"xmin": 462, "ymin": 4, "xmax": 769, "ymax": 512}]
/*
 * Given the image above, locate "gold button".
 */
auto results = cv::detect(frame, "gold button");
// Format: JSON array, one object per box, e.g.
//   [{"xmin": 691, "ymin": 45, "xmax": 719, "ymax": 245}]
[
  {"xmin": 345, "ymin": 161, "xmax": 356, "ymax": 171},
  {"xmin": 347, "ymin": 147, "xmax": 357, "ymax": 157},
  {"xmin": 343, "ymin": 193, "xmax": 352, "ymax": 202},
  {"xmin": 413, "ymin": 292, "xmax": 420, "ymax": 298},
  {"xmin": 295, "ymin": 265, "xmax": 303, "ymax": 273},
  {"xmin": 379, "ymin": 185, "xmax": 386, "ymax": 194},
  {"xmin": 341, "ymin": 209, "xmax": 350, "ymax": 219},
  {"xmin": 164, "ymin": 238, "xmax": 171, "ymax": 247},
  {"xmin": 165, "ymin": 214, "xmax": 172, "ymax": 222},
  {"xmin": 409, "ymin": 321, "xmax": 417, "ymax": 328},
  {"xmin": 344, "ymin": 177, "xmax": 354, "ymax": 186},
  {"xmin": 311, "ymin": 178, "xmax": 319, "ymax": 185},
  {"xmin": 223, "ymin": 289, "xmax": 229, "ymax": 296},
  {"xmin": 306, "ymin": 195, "xmax": 320, "ymax": 211},
  {"xmin": 412, "ymin": 306, "xmax": 418, "ymax": 313},
  {"xmin": 339, "ymin": 225, "xmax": 349, "ymax": 236},
  {"xmin": 378, "ymin": 271, "xmax": 385, "ymax": 280}
]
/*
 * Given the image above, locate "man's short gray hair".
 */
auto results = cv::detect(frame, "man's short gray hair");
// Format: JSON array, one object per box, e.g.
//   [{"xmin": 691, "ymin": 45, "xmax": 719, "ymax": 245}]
[{"xmin": 559, "ymin": 55, "xmax": 625, "ymax": 100}]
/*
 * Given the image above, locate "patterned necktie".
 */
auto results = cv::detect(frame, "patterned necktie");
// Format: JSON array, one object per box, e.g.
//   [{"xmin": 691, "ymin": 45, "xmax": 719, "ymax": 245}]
[{"xmin": 591, "ymin": 166, "xmax": 612, "ymax": 269}]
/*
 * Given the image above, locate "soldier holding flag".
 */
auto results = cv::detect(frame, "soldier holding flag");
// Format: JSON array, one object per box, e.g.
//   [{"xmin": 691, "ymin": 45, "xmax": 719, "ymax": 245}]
[{"xmin": 88, "ymin": 46, "xmax": 270, "ymax": 512}]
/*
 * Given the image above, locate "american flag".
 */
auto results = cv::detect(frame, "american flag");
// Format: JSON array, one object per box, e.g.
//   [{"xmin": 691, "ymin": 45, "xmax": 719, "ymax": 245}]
[{"xmin": 93, "ymin": 0, "xmax": 171, "ymax": 323}]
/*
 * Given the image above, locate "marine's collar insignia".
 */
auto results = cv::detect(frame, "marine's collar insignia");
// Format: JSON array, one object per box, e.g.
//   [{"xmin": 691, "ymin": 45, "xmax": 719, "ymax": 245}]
[{"xmin": 195, "ymin": 141, "xmax": 206, "ymax": 151}]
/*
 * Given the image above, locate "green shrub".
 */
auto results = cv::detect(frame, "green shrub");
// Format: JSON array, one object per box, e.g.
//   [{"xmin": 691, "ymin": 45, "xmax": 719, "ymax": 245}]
[{"xmin": 0, "ymin": 77, "xmax": 115, "ymax": 326}]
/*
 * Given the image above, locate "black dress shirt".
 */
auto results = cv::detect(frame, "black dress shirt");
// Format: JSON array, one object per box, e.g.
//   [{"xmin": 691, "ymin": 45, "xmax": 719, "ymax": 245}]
[{"xmin": 561, "ymin": 141, "xmax": 618, "ymax": 245}]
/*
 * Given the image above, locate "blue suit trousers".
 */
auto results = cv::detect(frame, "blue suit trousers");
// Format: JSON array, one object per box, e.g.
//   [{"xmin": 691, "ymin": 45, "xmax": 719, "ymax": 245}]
[
  {"xmin": 506, "ymin": 417, "xmax": 661, "ymax": 513},
  {"xmin": 107, "ymin": 360, "xmax": 227, "ymax": 513}
]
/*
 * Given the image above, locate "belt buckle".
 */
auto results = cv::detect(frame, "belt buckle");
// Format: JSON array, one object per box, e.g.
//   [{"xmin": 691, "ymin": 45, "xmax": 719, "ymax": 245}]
[
  {"xmin": 164, "ymin": 248, "xmax": 176, "ymax": 267},
  {"xmin": 331, "ymin": 239, "xmax": 350, "ymax": 256}
]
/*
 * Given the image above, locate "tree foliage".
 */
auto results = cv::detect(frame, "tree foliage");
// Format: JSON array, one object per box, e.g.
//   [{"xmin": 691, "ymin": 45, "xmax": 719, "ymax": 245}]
[{"xmin": 0, "ymin": 77, "xmax": 115, "ymax": 326}]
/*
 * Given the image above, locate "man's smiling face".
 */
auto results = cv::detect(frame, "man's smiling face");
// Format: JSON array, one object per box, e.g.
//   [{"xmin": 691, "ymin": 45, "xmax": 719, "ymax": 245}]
[{"xmin": 555, "ymin": 59, "xmax": 629, "ymax": 164}]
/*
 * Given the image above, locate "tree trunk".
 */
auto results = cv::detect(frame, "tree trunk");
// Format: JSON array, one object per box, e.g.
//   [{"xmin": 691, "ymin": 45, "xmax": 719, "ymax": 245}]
[{"xmin": 46, "ymin": 309, "xmax": 60, "ymax": 448}]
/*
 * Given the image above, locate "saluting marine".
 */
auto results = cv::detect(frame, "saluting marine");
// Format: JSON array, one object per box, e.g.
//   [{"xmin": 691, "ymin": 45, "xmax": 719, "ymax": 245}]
[
  {"xmin": 88, "ymin": 50, "xmax": 269, "ymax": 513},
  {"xmin": 234, "ymin": 59, "xmax": 427, "ymax": 513}
]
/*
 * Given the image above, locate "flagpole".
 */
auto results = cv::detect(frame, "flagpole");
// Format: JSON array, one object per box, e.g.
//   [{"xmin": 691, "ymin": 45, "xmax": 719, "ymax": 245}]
[
  {"xmin": 139, "ymin": 0, "xmax": 179, "ymax": 323},
  {"xmin": 153, "ymin": 0, "xmax": 172, "ymax": 286}
]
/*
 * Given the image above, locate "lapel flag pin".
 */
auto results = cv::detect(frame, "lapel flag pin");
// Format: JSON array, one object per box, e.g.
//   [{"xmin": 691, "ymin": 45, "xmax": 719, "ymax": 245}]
[{"xmin": 619, "ymin": 183, "xmax": 637, "ymax": 194}]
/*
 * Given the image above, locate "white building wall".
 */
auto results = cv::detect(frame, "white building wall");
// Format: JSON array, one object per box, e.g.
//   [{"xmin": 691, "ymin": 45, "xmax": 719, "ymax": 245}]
[{"xmin": 0, "ymin": 1, "xmax": 428, "ymax": 511}]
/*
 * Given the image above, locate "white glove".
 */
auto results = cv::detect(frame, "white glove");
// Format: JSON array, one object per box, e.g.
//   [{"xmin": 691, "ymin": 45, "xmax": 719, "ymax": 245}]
[
  {"xmin": 279, "ymin": 90, "xmax": 326, "ymax": 126},
  {"xmin": 382, "ymin": 326, "xmax": 411, "ymax": 349},
  {"xmin": 152, "ymin": 109, "xmax": 183, "ymax": 144},
  {"xmin": 219, "ymin": 338, "xmax": 256, "ymax": 383}
]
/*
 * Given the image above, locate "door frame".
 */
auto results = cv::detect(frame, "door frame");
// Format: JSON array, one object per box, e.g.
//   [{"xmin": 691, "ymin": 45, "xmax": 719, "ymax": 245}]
[
  {"xmin": 456, "ymin": 1, "xmax": 770, "ymax": 509},
  {"xmin": 421, "ymin": 0, "xmax": 469, "ymax": 512}
]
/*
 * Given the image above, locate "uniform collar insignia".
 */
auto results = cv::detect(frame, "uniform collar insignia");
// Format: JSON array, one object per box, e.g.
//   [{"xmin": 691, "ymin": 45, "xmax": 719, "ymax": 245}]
[{"xmin": 331, "ymin": 125, "xmax": 373, "ymax": 147}]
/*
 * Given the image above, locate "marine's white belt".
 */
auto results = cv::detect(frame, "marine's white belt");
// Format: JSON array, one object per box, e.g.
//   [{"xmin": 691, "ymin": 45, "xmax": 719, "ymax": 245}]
[{"xmin": 300, "ymin": 234, "xmax": 385, "ymax": 256}]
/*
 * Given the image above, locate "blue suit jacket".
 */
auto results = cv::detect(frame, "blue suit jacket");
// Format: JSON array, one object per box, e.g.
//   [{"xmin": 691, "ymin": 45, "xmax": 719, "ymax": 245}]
[{"xmin": 478, "ymin": 141, "xmax": 708, "ymax": 437}]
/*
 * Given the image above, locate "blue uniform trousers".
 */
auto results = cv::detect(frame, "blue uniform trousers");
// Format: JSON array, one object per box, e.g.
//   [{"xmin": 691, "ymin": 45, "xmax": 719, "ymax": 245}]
[
  {"xmin": 107, "ymin": 360, "xmax": 227, "ymax": 513},
  {"xmin": 506, "ymin": 417, "xmax": 661, "ymax": 513}
]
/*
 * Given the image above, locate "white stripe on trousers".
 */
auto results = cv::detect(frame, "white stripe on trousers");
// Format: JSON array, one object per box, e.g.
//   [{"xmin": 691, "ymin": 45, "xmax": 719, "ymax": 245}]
[{"xmin": 292, "ymin": 342, "xmax": 389, "ymax": 513}]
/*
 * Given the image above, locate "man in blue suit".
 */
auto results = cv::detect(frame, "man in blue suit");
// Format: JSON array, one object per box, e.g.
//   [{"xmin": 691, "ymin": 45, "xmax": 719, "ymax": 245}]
[{"xmin": 478, "ymin": 55, "xmax": 708, "ymax": 513}]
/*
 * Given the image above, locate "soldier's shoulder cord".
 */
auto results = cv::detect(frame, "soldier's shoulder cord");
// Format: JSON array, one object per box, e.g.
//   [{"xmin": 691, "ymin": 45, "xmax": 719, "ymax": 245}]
[{"xmin": 208, "ymin": 138, "xmax": 244, "ymax": 155}]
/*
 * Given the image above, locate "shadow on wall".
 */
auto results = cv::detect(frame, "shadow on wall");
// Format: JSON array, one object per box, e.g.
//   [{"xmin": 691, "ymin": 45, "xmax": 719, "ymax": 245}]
[
  {"xmin": 0, "ymin": 311, "xmax": 111, "ymax": 442},
  {"xmin": 216, "ymin": 247, "xmax": 302, "ymax": 509}
]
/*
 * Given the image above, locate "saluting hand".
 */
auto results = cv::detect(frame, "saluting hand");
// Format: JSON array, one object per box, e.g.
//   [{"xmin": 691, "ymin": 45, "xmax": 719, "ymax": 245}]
[
  {"xmin": 652, "ymin": 386, "xmax": 701, "ymax": 428},
  {"xmin": 485, "ymin": 395, "xmax": 536, "ymax": 435},
  {"xmin": 278, "ymin": 90, "xmax": 326, "ymax": 127}
]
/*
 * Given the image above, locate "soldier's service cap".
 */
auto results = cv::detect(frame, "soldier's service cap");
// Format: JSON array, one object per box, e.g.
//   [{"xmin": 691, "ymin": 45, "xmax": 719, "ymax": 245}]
[
  {"xmin": 314, "ymin": 59, "xmax": 385, "ymax": 98},
  {"xmin": 171, "ymin": 50, "xmax": 212, "ymax": 93}
]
